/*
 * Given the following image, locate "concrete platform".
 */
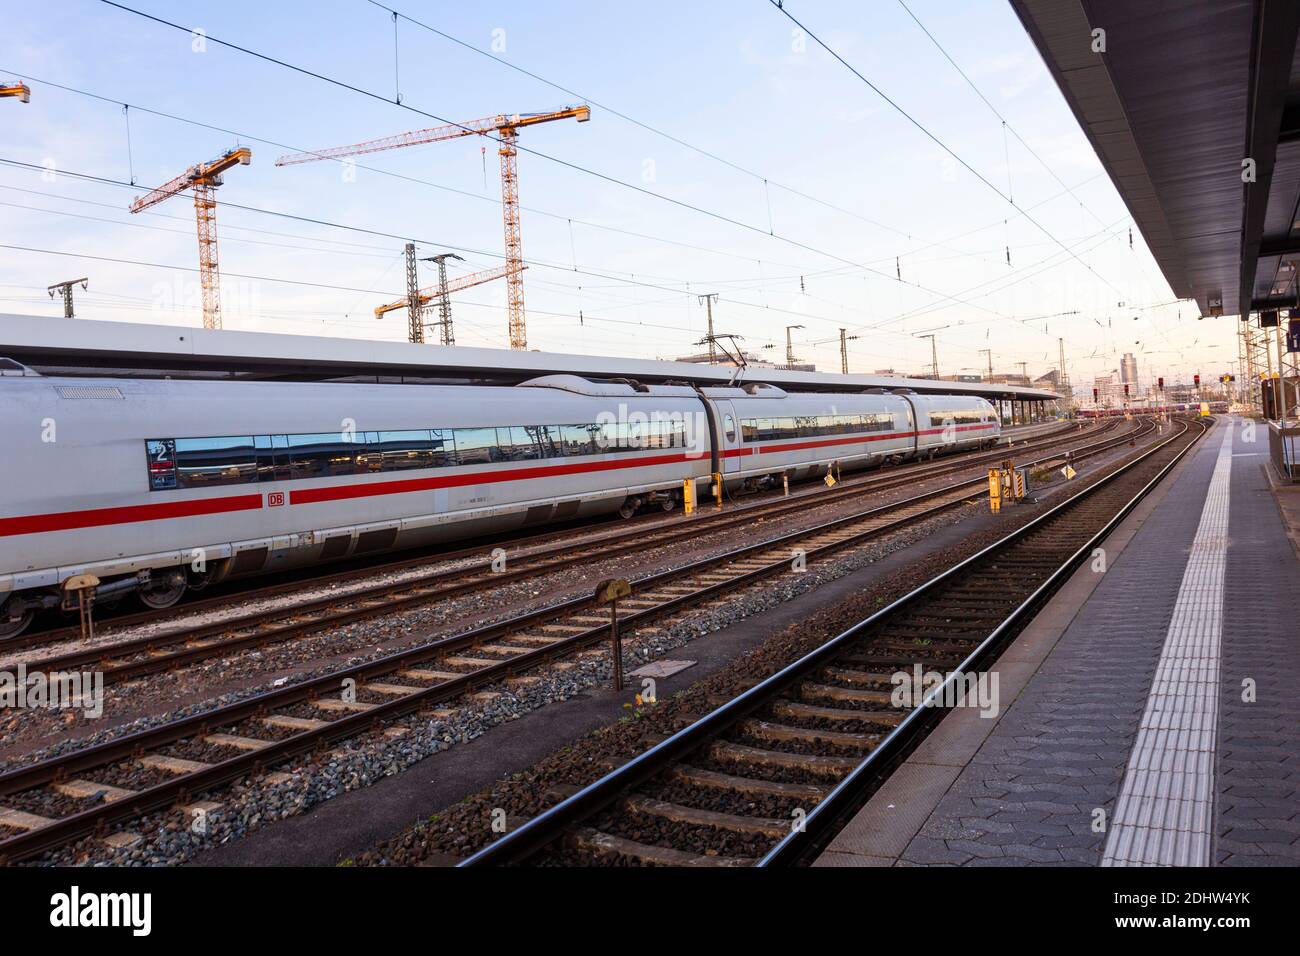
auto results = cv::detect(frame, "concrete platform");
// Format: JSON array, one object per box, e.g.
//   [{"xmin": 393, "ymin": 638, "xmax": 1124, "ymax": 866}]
[{"xmin": 816, "ymin": 417, "xmax": 1300, "ymax": 867}]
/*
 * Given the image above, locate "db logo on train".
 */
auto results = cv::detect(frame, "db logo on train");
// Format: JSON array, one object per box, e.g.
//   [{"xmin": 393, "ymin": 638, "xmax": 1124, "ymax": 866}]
[{"xmin": 267, "ymin": 492, "xmax": 286, "ymax": 507}]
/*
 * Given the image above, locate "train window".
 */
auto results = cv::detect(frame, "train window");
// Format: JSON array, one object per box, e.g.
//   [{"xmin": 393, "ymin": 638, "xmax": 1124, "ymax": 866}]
[
  {"xmin": 254, "ymin": 434, "xmax": 290, "ymax": 482},
  {"xmin": 145, "ymin": 439, "xmax": 177, "ymax": 490},
  {"xmin": 367, "ymin": 430, "xmax": 438, "ymax": 472},
  {"xmin": 595, "ymin": 420, "xmax": 623, "ymax": 451},
  {"xmin": 740, "ymin": 419, "xmax": 760, "ymax": 442},
  {"xmin": 641, "ymin": 421, "xmax": 659, "ymax": 450},
  {"xmin": 642, "ymin": 420, "xmax": 677, "ymax": 450},
  {"xmin": 557, "ymin": 424, "xmax": 600, "ymax": 456},
  {"xmin": 497, "ymin": 426, "xmax": 542, "ymax": 461},
  {"xmin": 525, "ymin": 425, "xmax": 561, "ymax": 458},
  {"xmin": 723, "ymin": 415, "xmax": 736, "ymax": 442},
  {"xmin": 930, "ymin": 410, "xmax": 982, "ymax": 428},
  {"xmin": 147, "ymin": 413, "xmax": 718, "ymax": 492},
  {"xmin": 173, "ymin": 436, "xmax": 257, "ymax": 488},
  {"xmin": 453, "ymin": 427, "xmax": 498, "ymax": 465},
  {"xmin": 286, "ymin": 433, "xmax": 358, "ymax": 479},
  {"xmin": 429, "ymin": 429, "xmax": 455, "ymax": 467}
]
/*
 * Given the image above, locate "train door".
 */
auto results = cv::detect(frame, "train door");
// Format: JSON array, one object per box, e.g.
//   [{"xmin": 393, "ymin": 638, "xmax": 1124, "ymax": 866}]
[
  {"xmin": 897, "ymin": 394, "xmax": 921, "ymax": 455},
  {"xmin": 718, "ymin": 402, "xmax": 742, "ymax": 473}
]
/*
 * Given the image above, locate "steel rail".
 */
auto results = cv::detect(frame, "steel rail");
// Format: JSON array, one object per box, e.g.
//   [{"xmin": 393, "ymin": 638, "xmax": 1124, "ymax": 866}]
[
  {"xmin": 456, "ymin": 417, "xmax": 1206, "ymax": 866},
  {"xmin": 0, "ymin": 420, "xmax": 1137, "ymax": 862},
  {"xmin": 15, "ymin": 421, "xmax": 1144, "ymax": 686}
]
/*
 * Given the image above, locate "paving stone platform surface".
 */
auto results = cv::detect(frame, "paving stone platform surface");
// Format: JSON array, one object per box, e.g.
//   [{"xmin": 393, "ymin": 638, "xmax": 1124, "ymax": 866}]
[{"xmin": 816, "ymin": 419, "xmax": 1300, "ymax": 867}]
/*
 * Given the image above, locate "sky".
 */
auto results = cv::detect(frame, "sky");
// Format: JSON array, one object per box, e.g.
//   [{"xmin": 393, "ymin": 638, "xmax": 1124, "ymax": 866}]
[{"xmin": 0, "ymin": 0, "xmax": 1238, "ymax": 390}]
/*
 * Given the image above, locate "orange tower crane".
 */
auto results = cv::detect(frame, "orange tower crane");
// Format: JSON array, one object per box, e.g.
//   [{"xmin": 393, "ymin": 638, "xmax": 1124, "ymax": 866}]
[
  {"xmin": 375, "ymin": 263, "xmax": 525, "ymax": 319},
  {"xmin": 276, "ymin": 106, "xmax": 591, "ymax": 350},
  {"xmin": 129, "ymin": 147, "xmax": 252, "ymax": 330},
  {"xmin": 1, "ymin": 81, "xmax": 31, "ymax": 103}
]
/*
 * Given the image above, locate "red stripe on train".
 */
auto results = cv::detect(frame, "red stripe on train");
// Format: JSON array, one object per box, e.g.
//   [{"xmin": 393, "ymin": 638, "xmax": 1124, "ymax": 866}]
[
  {"xmin": 0, "ymin": 494, "xmax": 264, "ymax": 537},
  {"xmin": 0, "ymin": 424, "xmax": 995, "ymax": 535},
  {"xmin": 289, "ymin": 425, "xmax": 992, "ymax": 504},
  {"xmin": 289, "ymin": 450, "xmax": 700, "ymax": 504},
  {"xmin": 745, "ymin": 423, "xmax": 991, "ymax": 456}
]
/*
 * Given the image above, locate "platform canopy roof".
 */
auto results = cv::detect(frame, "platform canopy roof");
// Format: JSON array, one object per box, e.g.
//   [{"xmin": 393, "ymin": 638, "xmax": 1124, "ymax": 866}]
[
  {"xmin": 1010, "ymin": 0, "xmax": 1300, "ymax": 319},
  {"xmin": 0, "ymin": 313, "xmax": 1060, "ymax": 401}
]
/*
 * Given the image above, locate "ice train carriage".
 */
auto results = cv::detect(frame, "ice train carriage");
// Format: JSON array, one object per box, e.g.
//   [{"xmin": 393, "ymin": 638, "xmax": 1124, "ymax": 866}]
[{"xmin": 0, "ymin": 367, "xmax": 998, "ymax": 638}]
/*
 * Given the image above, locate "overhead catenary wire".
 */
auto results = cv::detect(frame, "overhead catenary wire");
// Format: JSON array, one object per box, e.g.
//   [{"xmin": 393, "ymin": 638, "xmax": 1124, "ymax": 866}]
[
  {"xmin": 361, "ymin": 0, "xmax": 956, "ymax": 245},
  {"xmin": 5, "ymin": 3, "xmax": 1175, "ymax": 372},
  {"xmin": 765, "ymin": 0, "xmax": 1125, "ymax": 298},
  {"xmin": 92, "ymin": 1, "xmax": 1087, "ymax": 320},
  {"xmin": 0, "ymin": 156, "xmax": 1038, "ymax": 333},
  {"xmin": 894, "ymin": 0, "xmax": 1110, "ymax": 230},
  {"xmin": 0, "ymin": 154, "xmax": 1151, "ymax": 372},
  {"xmin": 1, "ymin": 70, "xmax": 1116, "ymax": 285}
]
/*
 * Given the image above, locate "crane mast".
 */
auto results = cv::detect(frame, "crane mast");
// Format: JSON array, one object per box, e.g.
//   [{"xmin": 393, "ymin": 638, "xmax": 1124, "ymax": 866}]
[
  {"xmin": 277, "ymin": 106, "xmax": 590, "ymax": 350},
  {"xmin": 129, "ymin": 147, "xmax": 251, "ymax": 330}
]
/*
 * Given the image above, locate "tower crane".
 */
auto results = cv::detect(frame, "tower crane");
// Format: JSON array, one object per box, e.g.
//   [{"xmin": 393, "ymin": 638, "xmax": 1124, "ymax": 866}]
[
  {"xmin": 375, "ymin": 261, "xmax": 525, "ymax": 333},
  {"xmin": 129, "ymin": 146, "xmax": 251, "ymax": 330},
  {"xmin": 276, "ymin": 106, "xmax": 591, "ymax": 350},
  {"xmin": 1, "ymin": 81, "xmax": 30, "ymax": 103}
]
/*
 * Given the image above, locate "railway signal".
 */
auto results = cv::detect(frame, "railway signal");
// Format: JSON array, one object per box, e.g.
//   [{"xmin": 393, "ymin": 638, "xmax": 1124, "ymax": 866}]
[
  {"xmin": 129, "ymin": 146, "xmax": 252, "ymax": 330},
  {"xmin": 278, "ymin": 105, "xmax": 591, "ymax": 350}
]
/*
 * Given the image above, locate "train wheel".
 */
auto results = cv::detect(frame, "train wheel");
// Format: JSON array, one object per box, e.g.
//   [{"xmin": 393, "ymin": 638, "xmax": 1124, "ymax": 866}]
[
  {"xmin": 659, "ymin": 496, "xmax": 676, "ymax": 512},
  {"xmin": 138, "ymin": 571, "xmax": 186, "ymax": 610},
  {"xmin": 0, "ymin": 599, "xmax": 34, "ymax": 641},
  {"xmin": 186, "ymin": 566, "xmax": 217, "ymax": 592},
  {"xmin": 618, "ymin": 498, "xmax": 640, "ymax": 519}
]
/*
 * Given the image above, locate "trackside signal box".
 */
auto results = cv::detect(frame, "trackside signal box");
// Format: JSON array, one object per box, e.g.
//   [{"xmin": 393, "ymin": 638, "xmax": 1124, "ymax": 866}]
[{"xmin": 988, "ymin": 461, "xmax": 1028, "ymax": 513}]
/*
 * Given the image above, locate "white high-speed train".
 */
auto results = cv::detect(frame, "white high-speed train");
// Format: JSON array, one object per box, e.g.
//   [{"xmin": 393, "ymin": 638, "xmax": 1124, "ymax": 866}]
[{"xmin": 0, "ymin": 362, "xmax": 999, "ymax": 638}]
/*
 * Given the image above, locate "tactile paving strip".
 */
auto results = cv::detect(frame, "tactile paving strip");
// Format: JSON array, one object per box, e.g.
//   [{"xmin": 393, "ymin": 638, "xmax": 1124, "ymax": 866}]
[{"xmin": 1102, "ymin": 421, "xmax": 1234, "ymax": 866}]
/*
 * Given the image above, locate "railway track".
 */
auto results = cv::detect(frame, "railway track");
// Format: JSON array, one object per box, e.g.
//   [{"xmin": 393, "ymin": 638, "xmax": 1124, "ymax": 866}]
[
  {"xmin": 453, "ymin": 416, "xmax": 1208, "ymax": 867},
  {"xmin": 8, "ymin": 420, "xmax": 1106, "ymax": 652},
  {"xmin": 11, "ymin": 421, "xmax": 1136, "ymax": 687},
  {"xmin": 0, "ymin": 420, "xmax": 1144, "ymax": 862}
]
